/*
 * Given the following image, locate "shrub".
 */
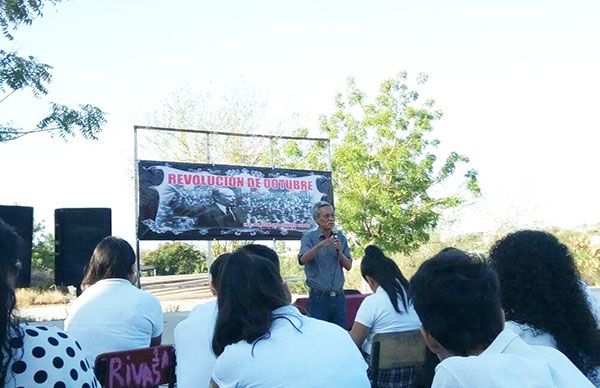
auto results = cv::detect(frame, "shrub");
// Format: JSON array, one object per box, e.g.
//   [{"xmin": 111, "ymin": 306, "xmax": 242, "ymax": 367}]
[
  {"xmin": 143, "ymin": 242, "xmax": 207, "ymax": 275},
  {"xmin": 31, "ymin": 222, "xmax": 54, "ymax": 270}
]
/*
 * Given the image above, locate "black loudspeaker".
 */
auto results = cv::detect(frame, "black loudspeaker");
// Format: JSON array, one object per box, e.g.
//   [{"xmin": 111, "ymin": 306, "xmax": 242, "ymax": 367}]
[
  {"xmin": 54, "ymin": 208, "xmax": 112, "ymax": 288},
  {"xmin": 0, "ymin": 205, "xmax": 34, "ymax": 287}
]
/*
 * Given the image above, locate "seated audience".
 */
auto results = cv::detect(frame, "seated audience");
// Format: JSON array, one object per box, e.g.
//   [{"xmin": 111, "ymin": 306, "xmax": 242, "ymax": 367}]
[
  {"xmin": 489, "ymin": 230, "xmax": 600, "ymax": 386},
  {"xmin": 239, "ymin": 243, "xmax": 292, "ymax": 303},
  {"xmin": 174, "ymin": 253, "xmax": 229, "ymax": 388},
  {"xmin": 65, "ymin": 236, "xmax": 163, "ymax": 362},
  {"xmin": 176, "ymin": 244, "xmax": 285, "ymax": 388},
  {"xmin": 0, "ymin": 219, "xmax": 97, "ymax": 387},
  {"xmin": 350, "ymin": 245, "xmax": 421, "ymax": 388},
  {"xmin": 211, "ymin": 250, "xmax": 370, "ymax": 387},
  {"xmin": 410, "ymin": 248, "xmax": 593, "ymax": 387}
]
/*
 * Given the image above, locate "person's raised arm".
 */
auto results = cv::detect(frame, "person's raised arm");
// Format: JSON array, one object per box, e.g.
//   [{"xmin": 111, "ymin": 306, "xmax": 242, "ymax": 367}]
[
  {"xmin": 299, "ymin": 236, "xmax": 335, "ymax": 265},
  {"xmin": 333, "ymin": 235, "xmax": 352, "ymax": 270}
]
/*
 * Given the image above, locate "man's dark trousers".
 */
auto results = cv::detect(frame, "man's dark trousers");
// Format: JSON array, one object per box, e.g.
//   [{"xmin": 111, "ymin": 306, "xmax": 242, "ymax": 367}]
[{"xmin": 307, "ymin": 289, "xmax": 347, "ymax": 329}]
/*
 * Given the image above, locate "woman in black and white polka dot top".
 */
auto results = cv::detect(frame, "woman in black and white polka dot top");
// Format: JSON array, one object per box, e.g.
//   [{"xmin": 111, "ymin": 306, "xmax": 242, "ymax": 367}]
[{"xmin": 1, "ymin": 219, "xmax": 98, "ymax": 388}]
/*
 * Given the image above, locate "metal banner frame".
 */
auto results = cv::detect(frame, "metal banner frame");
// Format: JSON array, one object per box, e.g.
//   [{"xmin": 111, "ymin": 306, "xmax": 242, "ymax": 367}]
[{"xmin": 133, "ymin": 125, "xmax": 332, "ymax": 285}]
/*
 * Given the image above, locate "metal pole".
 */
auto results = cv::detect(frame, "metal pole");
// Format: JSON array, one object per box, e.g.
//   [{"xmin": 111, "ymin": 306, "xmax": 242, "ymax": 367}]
[
  {"xmin": 270, "ymin": 136, "xmax": 275, "ymax": 168},
  {"xmin": 327, "ymin": 139, "xmax": 333, "ymax": 171},
  {"xmin": 206, "ymin": 132, "xmax": 213, "ymax": 271},
  {"xmin": 270, "ymin": 137, "xmax": 278, "ymax": 253},
  {"xmin": 134, "ymin": 126, "xmax": 141, "ymax": 288}
]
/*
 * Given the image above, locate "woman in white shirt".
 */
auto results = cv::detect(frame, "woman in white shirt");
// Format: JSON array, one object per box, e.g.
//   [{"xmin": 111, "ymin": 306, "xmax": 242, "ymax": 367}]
[
  {"xmin": 350, "ymin": 245, "xmax": 421, "ymax": 388},
  {"xmin": 489, "ymin": 230, "xmax": 600, "ymax": 386},
  {"xmin": 211, "ymin": 249, "xmax": 370, "ymax": 388},
  {"xmin": 65, "ymin": 236, "xmax": 163, "ymax": 362}
]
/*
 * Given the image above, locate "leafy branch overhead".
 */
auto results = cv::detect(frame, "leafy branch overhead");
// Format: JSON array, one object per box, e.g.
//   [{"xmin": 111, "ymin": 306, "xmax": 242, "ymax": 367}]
[
  {"xmin": 282, "ymin": 73, "xmax": 480, "ymax": 254},
  {"xmin": 0, "ymin": 0, "xmax": 105, "ymax": 142}
]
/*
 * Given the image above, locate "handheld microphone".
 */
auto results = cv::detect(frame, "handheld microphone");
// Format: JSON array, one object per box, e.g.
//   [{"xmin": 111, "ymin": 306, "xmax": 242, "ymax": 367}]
[{"xmin": 332, "ymin": 228, "xmax": 340, "ymax": 252}]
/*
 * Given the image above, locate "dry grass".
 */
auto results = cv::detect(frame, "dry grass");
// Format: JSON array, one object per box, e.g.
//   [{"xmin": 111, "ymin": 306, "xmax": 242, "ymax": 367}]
[{"xmin": 15, "ymin": 288, "xmax": 69, "ymax": 307}]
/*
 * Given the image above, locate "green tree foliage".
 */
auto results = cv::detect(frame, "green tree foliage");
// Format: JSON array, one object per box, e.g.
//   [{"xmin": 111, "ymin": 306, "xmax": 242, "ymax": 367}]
[
  {"xmin": 283, "ymin": 73, "xmax": 480, "ymax": 254},
  {"xmin": 31, "ymin": 221, "xmax": 54, "ymax": 269},
  {"xmin": 550, "ymin": 227, "xmax": 600, "ymax": 286},
  {"xmin": 0, "ymin": 0, "xmax": 105, "ymax": 142},
  {"xmin": 143, "ymin": 242, "xmax": 207, "ymax": 275}
]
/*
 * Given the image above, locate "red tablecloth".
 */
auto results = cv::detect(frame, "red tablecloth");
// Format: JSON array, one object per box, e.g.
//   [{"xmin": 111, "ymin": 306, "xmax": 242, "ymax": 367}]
[{"xmin": 293, "ymin": 293, "xmax": 370, "ymax": 330}]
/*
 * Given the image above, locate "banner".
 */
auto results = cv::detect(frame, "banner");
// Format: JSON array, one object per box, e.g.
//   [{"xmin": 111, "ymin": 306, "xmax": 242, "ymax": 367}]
[{"xmin": 138, "ymin": 160, "xmax": 333, "ymax": 240}]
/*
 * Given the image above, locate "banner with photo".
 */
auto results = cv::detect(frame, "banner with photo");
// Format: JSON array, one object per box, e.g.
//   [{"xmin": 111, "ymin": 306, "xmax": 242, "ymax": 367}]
[{"xmin": 137, "ymin": 160, "xmax": 334, "ymax": 240}]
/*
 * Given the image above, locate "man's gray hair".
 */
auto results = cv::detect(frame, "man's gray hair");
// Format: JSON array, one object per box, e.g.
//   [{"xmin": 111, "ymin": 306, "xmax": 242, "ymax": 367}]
[{"xmin": 312, "ymin": 201, "xmax": 333, "ymax": 220}]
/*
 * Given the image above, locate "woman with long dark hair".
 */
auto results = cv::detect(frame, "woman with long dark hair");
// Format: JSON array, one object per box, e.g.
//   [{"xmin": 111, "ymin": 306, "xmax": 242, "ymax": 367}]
[
  {"xmin": 1, "ymin": 219, "xmax": 97, "ymax": 387},
  {"xmin": 210, "ymin": 250, "xmax": 370, "ymax": 387},
  {"xmin": 65, "ymin": 236, "xmax": 163, "ymax": 362},
  {"xmin": 350, "ymin": 245, "xmax": 421, "ymax": 387},
  {"xmin": 489, "ymin": 230, "xmax": 600, "ymax": 386}
]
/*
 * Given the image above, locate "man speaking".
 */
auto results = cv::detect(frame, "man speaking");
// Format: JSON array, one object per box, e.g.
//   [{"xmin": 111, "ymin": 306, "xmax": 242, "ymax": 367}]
[{"xmin": 298, "ymin": 201, "xmax": 352, "ymax": 328}]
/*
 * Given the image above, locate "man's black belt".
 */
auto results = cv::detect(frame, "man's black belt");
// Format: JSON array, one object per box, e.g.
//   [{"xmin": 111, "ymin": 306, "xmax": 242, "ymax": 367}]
[{"xmin": 309, "ymin": 289, "xmax": 343, "ymax": 297}]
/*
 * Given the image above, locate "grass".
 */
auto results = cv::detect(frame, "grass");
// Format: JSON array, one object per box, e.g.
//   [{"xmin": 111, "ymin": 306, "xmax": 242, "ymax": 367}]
[{"xmin": 15, "ymin": 288, "xmax": 69, "ymax": 307}]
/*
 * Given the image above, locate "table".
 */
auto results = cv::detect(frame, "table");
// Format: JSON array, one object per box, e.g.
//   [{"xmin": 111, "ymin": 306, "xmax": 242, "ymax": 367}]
[{"xmin": 293, "ymin": 293, "xmax": 371, "ymax": 330}]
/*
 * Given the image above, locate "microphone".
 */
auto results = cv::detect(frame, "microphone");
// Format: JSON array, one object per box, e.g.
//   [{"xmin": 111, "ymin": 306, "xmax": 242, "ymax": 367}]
[{"xmin": 332, "ymin": 228, "xmax": 340, "ymax": 252}]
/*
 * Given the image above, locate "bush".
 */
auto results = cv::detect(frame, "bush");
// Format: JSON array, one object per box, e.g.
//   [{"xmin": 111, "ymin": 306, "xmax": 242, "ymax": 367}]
[
  {"xmin": 143, "ymin": 242, "xmax": 207, "ymax": 275},
  {"xmin": 31, "ymin": 222, "xmax": 54, "ymax": 270},
  {"xmin": 550, "ymin": 228, "xmax": 600, "ymax": 286},
  {"xmin": 279, "ymin": 253, "xmax": 308, "ymax": 294}
]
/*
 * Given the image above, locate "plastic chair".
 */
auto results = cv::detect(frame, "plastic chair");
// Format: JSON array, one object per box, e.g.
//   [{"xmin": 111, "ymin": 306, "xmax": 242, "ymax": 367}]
[
  {"xmin": 94, "ymin": 345, "xmax": 176, "ymax": 388},
  {"xmin": 370, "ymin": 329, "xmax": 427, "ymax": 388}
]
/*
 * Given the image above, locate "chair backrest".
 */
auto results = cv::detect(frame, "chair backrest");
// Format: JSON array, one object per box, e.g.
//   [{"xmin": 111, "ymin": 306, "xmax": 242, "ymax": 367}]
[
  {"xmin": 371, "ymin": 329, "xmax": 426, "ymax": 370},
  {"xmin": 94, "ymin": 345, "xmax": 176, "ymax": 388}
]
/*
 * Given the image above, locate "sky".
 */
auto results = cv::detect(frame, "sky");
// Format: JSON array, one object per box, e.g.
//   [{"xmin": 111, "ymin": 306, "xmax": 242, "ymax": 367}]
[{"xmin": 1, "ymin": 0, "xmax": 599, "ymax": 246}]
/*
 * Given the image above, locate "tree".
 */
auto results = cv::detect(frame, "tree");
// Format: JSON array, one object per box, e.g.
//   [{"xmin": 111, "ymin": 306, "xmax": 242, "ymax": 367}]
[
  {"xmin": 284, "ymin": 73, "xmax": 480, "ymax": 254},
  {"xmin": 0, "ymin": 0, "xmax": 105, "ymax": 142},
  {"xmin": 31, "ymin": 221, "xmax": 54, "ymax": 269},
  {"xmin": 142, "ymin": 242, "xmax": 207, "ymax": 275}
]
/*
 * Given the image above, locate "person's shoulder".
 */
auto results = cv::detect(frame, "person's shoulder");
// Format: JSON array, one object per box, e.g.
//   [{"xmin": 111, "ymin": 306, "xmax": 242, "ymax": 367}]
[
  {"xmin": 302, "ymin": 228, "xmax": 318, "ymax": 236},
  {"xmin": 505, "ymin": 321, "xmax": 555, "ymax": 347},
  {"xmin": 301, "ymin": 228, "xmax": 320, "ymax": 241},
  {"xmin": 303, "ymin": 315, "xmax": 349, "ymax": 337},
  {"xmin": 21, "ymin": 323, "xmax": 84, "ymax": 352},
  {"xmin": 337, "ymin": 230, "xmax": 349, "ymax": 239},
  {"xmin": 175, "ymin": 301, "xmax": 218, "ymax": 334},
  {"xmin": 126, "ymin": 285, "xmax": 162, "ymax": 313},
  {"xmin": 216, "ymin": 337, "xmax": 254, "ymax": 364},
  {"xmin": 532, "ymin": 343, "xmax": 583, "ymax": 368},
  {"xmin": 532, "ymin": 345, "xmax": 595, "ymax": 387},
  {"xmin": 203, "ymin": 203, "xmax": 220, "ymax": 213},
  {"xmin": 131, "ymin": 284, "xmax": 160, "ymax": 302},
  {"xmin": 356, "ymin": 292, "xmax": 378, "ymax": 311},
  {"xmin": 432, "ymin": 362, "xmax": 464, "ymax": 387},
  {"xmin": 435, "ymin": 354, "xmax": 482, "ymax": 380},
  {"xmin": 189, "ymin": 299, "xmax": 218, "ymax": 316}
]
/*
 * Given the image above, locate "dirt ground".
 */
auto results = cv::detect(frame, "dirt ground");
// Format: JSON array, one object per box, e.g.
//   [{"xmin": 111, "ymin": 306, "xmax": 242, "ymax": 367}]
[
  {"xmin": 16, "ymin": 273, "xmax": 309, "ymax": 344},
  {"xmin": 16, "ymin": 274, "xmax": 600, "ymax": 345}
]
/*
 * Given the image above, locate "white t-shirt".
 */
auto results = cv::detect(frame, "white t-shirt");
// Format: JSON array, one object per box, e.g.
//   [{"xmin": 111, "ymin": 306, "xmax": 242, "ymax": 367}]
[
  {"xmin": 3, "ymin": 323, "xmax": 98, "ymax": 388},
  {"xmin": 212, "ymin": 305, "xmax": 370, "ymax": 388},
  {"xmin": 506, "ymin": 321, "xmax": 600, "ymax": 386},
  {"xmin": 354, "ymin": 286, "xmax": 421, "ymax": 355},
  {"xmin": 432, "ymin": 328, "xmax": 594, "ymax": 388},
  {"xmin": 174, "ymin": 299, "xmax": 218, "ymax": 388},
  {"xmin": 65, "ymin": 278, "xmax": 163, "ymax": 362}
]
